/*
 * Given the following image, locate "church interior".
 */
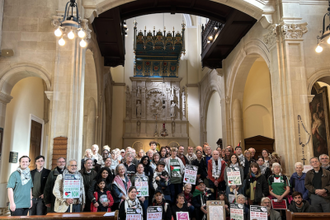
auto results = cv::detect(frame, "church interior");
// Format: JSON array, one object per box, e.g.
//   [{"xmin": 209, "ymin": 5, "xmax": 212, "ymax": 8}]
[{"xmin": 0, "ymin": 0, "xmax": 330, "ymax": 212}]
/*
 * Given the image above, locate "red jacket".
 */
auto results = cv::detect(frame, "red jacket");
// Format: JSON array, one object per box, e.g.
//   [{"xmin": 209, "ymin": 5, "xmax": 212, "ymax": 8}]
[
  {"xmin": 207, "ymin": 159, "xmax": 226, "ymax": 183},
  {"xmin": 90, "ymin": 191, "xmax": 114, "ymax": 212}
]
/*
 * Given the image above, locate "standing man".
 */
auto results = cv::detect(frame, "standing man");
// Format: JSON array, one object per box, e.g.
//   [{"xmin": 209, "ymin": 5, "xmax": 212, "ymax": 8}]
[
  {"xmin": 207, "ymin": 150, "xmax": 226, "ymax": 197},
  {"xmin": 260, "ymin": 197, "xmax": 281, "ymax": 220},
  {"xmin": 44, "ymin": 157, "xmax": 66, "ymax": 213},
  {"xmin": 149, "ymin": 141, "xmax": 158, "ymax": 153},
  {"xmin": 248, "ymin": 147, "xmax": 256, "ymax": 160},
  {"xmin": 319, "ymin": 154, "xmax": 330, "ymax": 171},
  {"xmin": 305, "ymin": 157, "xmax": 330, "ymax": 212},
  {"xmin": 79, "ymin": 159, "xmax": 97, "ymax": 211},
  {"xmin": 30, "ymin": 155, "xmax": 50, "ymax": 215},
  {"xmin": 178, "ymin": 145, "xmax": 189, "ymax": 166},
  {"xmin": 202, "ymin": 142, "xmax": 209, "ymax": 156},
  {"xmin": 7, "ymin": 156, "xmax": 33, "ymax": 216},
  {"xmin": 53, "ymin": 159, "xmax": 85, "ymax": 213},
  {"xmin": 186, "ymin": 146, "xmax": 197, "ymax": 164}
]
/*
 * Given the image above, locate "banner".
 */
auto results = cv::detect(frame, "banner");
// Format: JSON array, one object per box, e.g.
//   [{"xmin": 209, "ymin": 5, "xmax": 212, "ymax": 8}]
[
  {"xmin": 271, "ymin": 199, "xmax": 287, "ymax": 210},
  {"xmin": 207, "ymin": 200, "xmax": 225, "ymax": 220},
  {"xmin": 127, "ymin": 207, "xmax": 142, "ymax": 220},
  {"xmin": 147, "ymin": 206, "xmax": 162, "ymax": 220},
  {"xmin": 227, "ymin": 168, "xmax": 241, "ymax": 185},
  {"xmin": 135, "ymin": 180, "xmax": 149, "ymax": 197},
  {"xmin": 230, "ymin": 204, "xmax": 244, "ymax": 220},
  {"xmin": 176, "ymin": 212, "xmax": 189, "ymax": 220},
  {"xmin": 183, "ymin": 164, "xmax": 198, "ymax": 185},
  {"xmin": 63, "ymin": 174, "xmax": 81, "ymax": 199},
  {"xmin": 250, "ymin": 205, "xmax": 268, "ymax": 220}
]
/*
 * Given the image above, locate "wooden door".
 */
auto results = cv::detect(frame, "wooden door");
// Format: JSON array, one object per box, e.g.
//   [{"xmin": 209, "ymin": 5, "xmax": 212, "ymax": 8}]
[
  {"xmin": 244, "ymin": 135, "xmax": 274, "ymax": 158},
  {"xmin": 29, "ymin": 120, "xmax": 42, "ymax": 169}
]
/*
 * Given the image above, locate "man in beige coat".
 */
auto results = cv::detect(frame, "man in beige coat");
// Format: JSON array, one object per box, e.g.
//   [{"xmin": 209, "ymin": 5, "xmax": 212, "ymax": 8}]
[{"xmin": 53, "ymin": 160, "xmax": 85, "ymax": 213}]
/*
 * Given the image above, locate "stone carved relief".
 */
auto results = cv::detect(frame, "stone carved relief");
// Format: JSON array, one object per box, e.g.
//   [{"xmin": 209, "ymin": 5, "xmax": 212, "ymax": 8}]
[
  {"xmin": 281, "ymin": 23, "xmax": 308, "ymax": 39},
  {"xmin": 147, "ymin": 89, "xmax": 164, "ymax": 117},
  {"xmin": 126, "ymin": 86, "xmax": 131, "ymax": 119},
  {"xmin": 136, "ymin": 100, "xmax": 141, "ymax": 118},
  {"xmin": 263, "ymin": 24, "xmax": 278, "ymax": 49}
]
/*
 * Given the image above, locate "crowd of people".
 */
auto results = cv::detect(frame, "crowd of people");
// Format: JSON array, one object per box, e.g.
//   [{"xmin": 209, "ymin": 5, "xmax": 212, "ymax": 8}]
[{"xmin": 6, "ymin": 142, "xmax": 330, "ymax": 219}]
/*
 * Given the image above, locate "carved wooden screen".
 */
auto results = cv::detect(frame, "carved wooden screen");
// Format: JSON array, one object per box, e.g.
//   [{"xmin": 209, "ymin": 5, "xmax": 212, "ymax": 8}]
[{"xmin": 52, "ymin": 137, "xmax": 67, "ymax": 169}]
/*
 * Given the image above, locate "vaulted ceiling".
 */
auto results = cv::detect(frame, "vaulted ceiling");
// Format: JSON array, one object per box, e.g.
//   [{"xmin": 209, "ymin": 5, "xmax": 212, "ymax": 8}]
[{"xmin": 92, "ymin": 0, "xmax": 256, "ymax": 69}]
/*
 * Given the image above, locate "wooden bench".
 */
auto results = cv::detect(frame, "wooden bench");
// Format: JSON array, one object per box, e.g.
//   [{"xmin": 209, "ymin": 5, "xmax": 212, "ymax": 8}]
[
  {"xmin": 0, "ymin": 211, "xmax": 118, "ymax": 220},
  {"xmin": 286, "ymin": 210, "xmax": 330, "ymax": 220}
]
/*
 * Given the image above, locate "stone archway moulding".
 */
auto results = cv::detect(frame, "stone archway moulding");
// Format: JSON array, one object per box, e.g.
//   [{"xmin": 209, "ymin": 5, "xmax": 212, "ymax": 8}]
[
  {"xmin": 0, "ymin": 63, "xmax": 52, "ymax": 96},
  {"xmin": 307, "ymin": 69, "xmax": 330, "ymax": 95}
]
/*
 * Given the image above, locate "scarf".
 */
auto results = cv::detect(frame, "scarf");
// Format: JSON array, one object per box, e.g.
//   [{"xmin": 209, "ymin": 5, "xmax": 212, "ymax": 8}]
[
  {"xmin": 186, "ymin": 153, "xmax": 197, "ymax": 162},
  {"xmin": 113, "ymin": 175, "xmax": 131, "ymax": 198},
  {"xmin": 229, "ymin": 163, "xmax": 239, "ymax": 169},
  {"xmin": 259, "ymin": 164, "xmax": 267, "ymax": 174},
  {"xmin": 212, "ymin": 157, "xmax": 222, "ymax": 179},
  {"xmin": 124, "ymin": 197, "xmax": 143, "ymax": 216},
  {"xmin": 17, "ymin": 167, "xmax": 31, "ymax": 185},
  {"xmin": 237, "ymin": 154, "xmax": 245, "ymax": 167}
]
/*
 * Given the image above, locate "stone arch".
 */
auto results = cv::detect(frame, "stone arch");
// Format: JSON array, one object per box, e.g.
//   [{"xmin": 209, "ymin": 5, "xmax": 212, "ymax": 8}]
[
  {"xmin": 307, "ymin": 68, "xmax": 330, "ymax": 95},
  {"xmin": 0, "ymin": 63, "xmax": 51, "ymax": 95}
]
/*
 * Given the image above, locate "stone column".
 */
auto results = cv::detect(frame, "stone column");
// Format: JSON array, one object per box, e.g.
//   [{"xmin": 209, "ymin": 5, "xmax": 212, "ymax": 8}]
[{"xmin": 232, "ymin": 99, "xmax": 243, "ymax": 148}]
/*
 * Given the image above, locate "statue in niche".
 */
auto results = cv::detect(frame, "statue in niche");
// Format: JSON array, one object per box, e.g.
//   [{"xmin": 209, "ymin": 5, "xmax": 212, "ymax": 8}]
[
  {"xmin": 170, "ymin": 101, "xmax": 176, "ymax": 118},
  {"xmin": 136, "ymin": 100, "xmax": 142, "ymax": 118},
  {"xmin": 126, "ymin": 86, "xmax": 131, "ymax": 119},
  {"xmin": 137, "ymin": 86, "xmax": 141, "ymax": 97},
  {"xmin": 150, "ymin": 94, "xmax": 162, "ymax": 115}
]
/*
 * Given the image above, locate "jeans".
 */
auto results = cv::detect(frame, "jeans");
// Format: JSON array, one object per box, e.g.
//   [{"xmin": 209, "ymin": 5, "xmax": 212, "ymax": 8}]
[
  {"xmin": 65, "ymin": 204, "xmax": 82, "ymax": 213},
  {"xmin": 10, "ymin": 208, "xmax": 29, "ymax": 216},
  {"xmin": 29, "ymin": 198, "xmax": 46, "ymax": 215}
]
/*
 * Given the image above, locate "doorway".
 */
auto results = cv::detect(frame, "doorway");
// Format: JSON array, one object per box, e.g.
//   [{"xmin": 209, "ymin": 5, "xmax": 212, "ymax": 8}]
[{"xmin": 29, "ymin": 120, "xmax": 43, "ymax": 169}]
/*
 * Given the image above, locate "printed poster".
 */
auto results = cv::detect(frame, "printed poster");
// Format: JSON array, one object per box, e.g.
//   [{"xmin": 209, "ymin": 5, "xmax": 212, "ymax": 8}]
[
  {"xmin": 176, "ymin": 212, "xmax": 189, "ymax": 220},
  {"xmin": 230, "ymin": 204, "xmax": 244, "ymax": 220},
  {"xmin": 250, "ymin": 205, "xmax": 268, "ymax": 220},
  {"xmin": 183, "ymin": 164, "xmax": 198, "ymax": 185},
  {"xmin": 135, "ymin": 180, "xmax": 149, "ymax": 197},
  {"xmin": 207, "ymin": 200, "xmax": 225, "ymax": 220},
  {"xmin": 127, "ymin": 207, "xmax": 142, "ymax": 220},
  {"xmin": 227, "ymin": 168, "xmax": 241, "ymax": 185},
  {"xmin": 63, "ymin": 174, "xmax": 81, "ymax": 199},
  {"xmin": 147, "ymin": 206, "xmax": 162, "ymax": 220}
]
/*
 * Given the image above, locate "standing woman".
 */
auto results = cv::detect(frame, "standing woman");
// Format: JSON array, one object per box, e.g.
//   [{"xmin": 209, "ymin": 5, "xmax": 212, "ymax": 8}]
[
  {"xmin": 159, "ymin": 147, "xmax": 168, "ymax": 162},
  {"xmin": 224, "ymin": 148, "xmax": 232, "ymax": 163},
  {"xmin": 245, "ymin": 162, "xmax": 269, "ymax": 205},
  {"xmin": 136, "ymin": 149, "xmax": 145, "ymax": 162},
  {"xmin": 243, "ymin": 150, "xmax": 252, "ymax": 179},
  {"xmin": 112, "ymin": 164, "xmax": 132, "ymax": 211},
  {"xmin": 224, "ymin": 154, "xmax": 244, "ymax": 196},
  {"xmin": 119, "ymin": 186, "xmax": 143, "ymax": 220},
  {"xmin": 88, "ymin": 167, "xmax": 114, "ymax": 207},
  {"xmin": 262, "ymin": 149, "xmax": 271, "ymax": 167},
  {"xmin": 289, "ymin": 162, "xmax": 309, "ymax": 201},
  {"xmin": 191, "ymin": 150, "xmax": 207, "ymax": 182},
  {"xmin": 257, "ymin": 156, "xmax": 272, "ymax": 180},
  {"xmin": 150, "ymin": 153, "xmax": 160, "ymax": 172},
  {"xmin": 131, "ymin": 164, "xmax": 149, "ymax": 217}
]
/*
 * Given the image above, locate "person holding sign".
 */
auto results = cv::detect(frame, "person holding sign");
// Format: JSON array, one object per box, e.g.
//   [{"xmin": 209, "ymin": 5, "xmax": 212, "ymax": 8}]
[
  {"xmin": 119, "ymin": 186, "xmax": 143, "ymax": 220},
  {"xmin": 90, "ymin": 179, "xmax": 114, "ymax": 212},
  {"xmin": 132, "ymin": 163, "xmax": 150, "ymax": 219},
  {"xmin": 245, "ymin": 162, "xmax": 269, "ymax": 205},
  {"xmin": 260, "ymin": 197, "xmax": 281, "ymax": 220},
  {"xmin": 53, "ymin": 159, "xmax": 85, "ymax": 213},
  {"xmin": 224, "ymin": 154, "xmax": 244, "ymax": 197},
  {"xmin": 207, "ymin": 150, "xmax": 226, "ymax": 199},
  {"xmin": 192, "ymin": 179, "xmax": 211, "ymax": 219},
  {"xmin": 151, "ymin": 189, "xmax": 172, "ymax": 220},
  {"xmin": 112, "ymin": 164, "xmax": 132, "ymax": 211},
  {"xmin": 171, "ymin": 193, "xmax": 190, "ymax": 220},
  {"xmin": 153, "ymin": 161, "xmax": 171, "ymax": 203}
]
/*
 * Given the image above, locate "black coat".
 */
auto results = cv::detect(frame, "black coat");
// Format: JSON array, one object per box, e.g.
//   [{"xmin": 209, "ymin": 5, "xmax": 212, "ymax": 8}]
[
  {"xmin": 289, "ymin": 200, "xmax": 316, "ymax": 213},
  {"xmin": 192, "ymin": 158, "xmax": 207, "ymax": 180},
  {"xmin": 245, "ymin": 174, "xmax": 269, "ymax": 203},
  {"xmin": 43, "ymin": 167, "xmax": 64, "ymax": 211},
  {"xmin": 31, "ymin": 167, "xmax": 51, "ymax": 197}
]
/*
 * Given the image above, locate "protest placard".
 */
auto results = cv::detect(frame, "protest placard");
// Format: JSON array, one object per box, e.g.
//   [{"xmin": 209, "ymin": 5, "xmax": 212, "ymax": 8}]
[
  {"xmin": 230, "ymin": 203, "xmax": 244, "ymax": 220},
  {"xmin": 207, "ymin": 200, "xmax": 225, "ymax": 220},
  {"xmin": 176, "ymin": 212, "xmax": 189, "ymax": 220},
  {"xmin": 271, "ymin": 199, "xmax": 287, "ymax": 210},
  {"xmin": 250, "ymin": 205, "xmax": 268, "ymax": 220},
  {"xmin": 147, "ymin": 206, "xmax": 162, "ymax": 220},
  {"xmin": 227, "ymin": 168, "xmax": 241, "ymax": 185},
  {"xmin": 127, "ymin": 207, "xmax": 142, "ymax": 220},
  {"xmin": 63, "ymin": 174, "xmax": 81, "ymax": 199},
  {"xmin": 183, "ymin": 164, "xmax": 198, "ymax": 185},
  {"xmin": 135, "ymin": 180, "xmax": 149, "ymax": 197}
]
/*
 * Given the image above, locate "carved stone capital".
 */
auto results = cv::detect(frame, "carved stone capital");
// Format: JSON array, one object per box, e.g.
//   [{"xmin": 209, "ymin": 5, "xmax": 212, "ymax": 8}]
[
  {"xmin": 280, "ymin": 23, "xmax": 308, "ymax": 40},
  {"xmin": 263, "ymin": 24, "xmax": 278, "ymax": 49},
  {"xmin": 45, "ymin": 91, "xmax": 53, "ymax": 101},
  {"xmin": 0, "ymin": 92, "xmax": 13, "ymax": 104}
]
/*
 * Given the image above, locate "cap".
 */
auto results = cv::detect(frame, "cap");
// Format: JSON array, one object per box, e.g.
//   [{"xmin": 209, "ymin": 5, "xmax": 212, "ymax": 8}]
[
  {"xmin": 197, "ymin": 179, "xmax": 205, "ymax": 185},
  {"xmin": 120, "ymin": 149, "xmax": 125, "ymax": 153}
]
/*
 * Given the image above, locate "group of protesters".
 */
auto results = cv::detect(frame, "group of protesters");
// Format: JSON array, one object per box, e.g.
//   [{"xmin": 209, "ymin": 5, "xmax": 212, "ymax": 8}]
[{"xmin": 7, "ymin": 141, "xmax": 330, "ymax": 219}]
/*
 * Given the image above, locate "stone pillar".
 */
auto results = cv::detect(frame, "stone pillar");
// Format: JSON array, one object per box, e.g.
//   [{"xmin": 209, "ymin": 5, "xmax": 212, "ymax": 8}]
[
  {"xmin": 48, "ymin": 37, "xmax": 86, "ymax": 168},
  {"xmin": 264, "ymin": 22, "xmax": 310, "ymax": 174},
  {"xmin": 232, "ymin": 99, "xmax": 243, "ymax": 148}
]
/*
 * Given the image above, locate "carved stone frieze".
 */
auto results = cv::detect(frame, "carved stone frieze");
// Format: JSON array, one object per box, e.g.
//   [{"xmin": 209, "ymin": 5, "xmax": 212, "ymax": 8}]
[
  {"xmin": 263, "ymin": 24, "xmax": 278, "ymax": 49},
  {"xmin": 281, "ymin": 23, "xmax": 308, "ymax": 40}
]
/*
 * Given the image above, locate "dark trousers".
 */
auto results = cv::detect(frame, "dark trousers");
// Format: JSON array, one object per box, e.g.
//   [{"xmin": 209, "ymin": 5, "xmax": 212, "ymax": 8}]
[
  {"xmin": 208, "ymin": 179, "xmax": 225, "ymax": 200},
  {"xmin": 65, "ymin": 204, "xmax": 82, "ymax": 213},
  {"xmin": 29, "ymin": 198, "xmax": 46, "ymax": 215},
  {"xmin": 170, "ymin": 183, "xmax": 183, "ymax": 204},
  {"xmin": 10, "ymin": 208, "xmax": 29, "ymax": 216},
  {"xmin": 84, "ymin": 199, "xmax": 91, "ymax": 212},
  {"xmin": 311, "ymin": 194, "xmax": 330, "ymax": 212}
]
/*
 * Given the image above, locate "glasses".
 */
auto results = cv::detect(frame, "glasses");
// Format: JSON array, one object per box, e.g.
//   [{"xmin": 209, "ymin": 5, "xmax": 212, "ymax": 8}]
[{"xmin": 70, "ymin": 165, "xmax": 77, "ymax": 167}]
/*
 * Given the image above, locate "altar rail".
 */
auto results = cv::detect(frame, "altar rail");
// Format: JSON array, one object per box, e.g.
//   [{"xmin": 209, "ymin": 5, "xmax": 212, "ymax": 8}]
[
  {"xmin": 0, "ymin": 211, "xmax": 118, "ymax": 220},
  {"xmin": 286, "ymin": 210, "xmax": 330, "ymax": 220}
]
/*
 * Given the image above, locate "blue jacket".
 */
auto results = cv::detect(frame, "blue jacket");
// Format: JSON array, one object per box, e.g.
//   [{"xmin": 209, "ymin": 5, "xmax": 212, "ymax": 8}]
[{"xmin": 290, "ymin": 172, "xmax": 309, "ymax": 200}]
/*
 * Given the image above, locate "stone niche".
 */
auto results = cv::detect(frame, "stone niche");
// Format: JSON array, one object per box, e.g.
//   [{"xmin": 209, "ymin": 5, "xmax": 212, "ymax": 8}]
[{"xmin": 123, "ymin": 77, "xmax": 189, "ymax": 151}]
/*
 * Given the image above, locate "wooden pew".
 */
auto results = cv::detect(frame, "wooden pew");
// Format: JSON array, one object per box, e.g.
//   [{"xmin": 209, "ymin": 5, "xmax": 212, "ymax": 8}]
[
  {"xmin": 0, "ymin": 211, "xmax": 118, "ymax": 220},
  {"xmin": 286, "ymin": 210, "xmax": 330, "ymax": 220}
]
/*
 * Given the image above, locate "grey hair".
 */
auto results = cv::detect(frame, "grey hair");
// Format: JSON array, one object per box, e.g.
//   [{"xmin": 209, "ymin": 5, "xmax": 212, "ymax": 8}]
[
  {"xmin": 57, "ymin": 157, "xmax": 66, "ymax": 162},
  {"xmin": 116, "ymin": 163, "xmax": 127, "ymax": 174},
  {"xmin": 184, "ymin": 183, "xmax": 192, "ymax": 190},
  {"xmin": 271, "ymin": 162, "xmax": 282, "ymax": 172},
  {"xmin": 294, "ymin": 162, "xmax": 303, "ymax": 168},
  {"xmin": 237, "ymin": 194, "xmax": 246, "ymax": 201},
  {"xmin": 261, "ymin": 197, "xmax": 271, "ymax": 204},
  {"xmin": 125, "ymin": 152, "xmax": 132, "ymax": 159},
  {"xmin": 319, "ymin": 154, "xmax": 329, "ymax": 160},
  {"xmin": 92, "ymin": 144, "xmax": 99, "ymax": 150},
  {"xmin": 67, "ymin": 159, "xmax": 77, "ymax": 166}
]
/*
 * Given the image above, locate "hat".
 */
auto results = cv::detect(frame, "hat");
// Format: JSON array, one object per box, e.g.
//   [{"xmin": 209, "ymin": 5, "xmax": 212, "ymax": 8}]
[
  {"xmin": 154, "ymin": 189, "xmax": 164, "ymax": 195},
  {"xmin": 120, "ymin": 149, "xmax": 125, "ymax": 153},
  {"xmin": 157, "ymin": 161, "xmax": 166, "ymax": 167},
  {"xmin": 197, "ymin": 179, "xmax": 205, "ymax": 185}
]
